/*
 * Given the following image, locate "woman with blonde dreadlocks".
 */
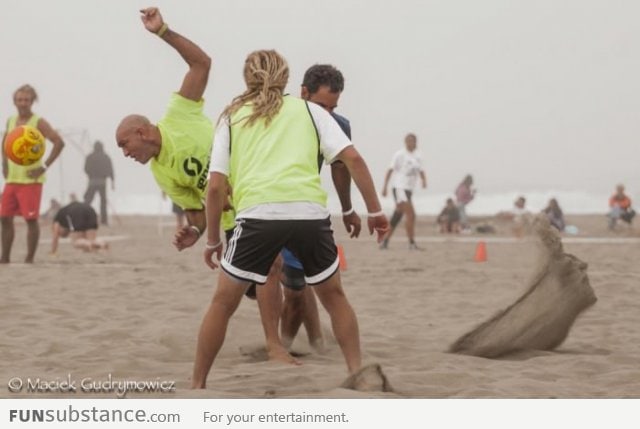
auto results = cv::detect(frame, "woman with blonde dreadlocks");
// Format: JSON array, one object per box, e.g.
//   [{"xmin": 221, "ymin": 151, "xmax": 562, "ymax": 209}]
[{"xmin": 192, "ymin": 50, "xmax": 389, "ymax": 388}]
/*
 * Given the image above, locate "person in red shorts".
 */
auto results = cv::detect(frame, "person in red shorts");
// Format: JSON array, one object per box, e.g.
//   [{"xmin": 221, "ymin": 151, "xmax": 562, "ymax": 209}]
[{"xmin": 1, "ymin": 84, "xmax": 65, "ymax": 263}]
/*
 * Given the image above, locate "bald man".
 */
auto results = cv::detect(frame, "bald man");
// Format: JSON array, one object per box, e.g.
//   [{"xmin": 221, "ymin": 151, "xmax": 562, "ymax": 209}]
[
  {"xmin": 116, "ymin": 8, "xmax": 296, "ymax": 367},
  {"xmin": 116, "ymin": 7, "xmax": 233, "ymax": 249}
]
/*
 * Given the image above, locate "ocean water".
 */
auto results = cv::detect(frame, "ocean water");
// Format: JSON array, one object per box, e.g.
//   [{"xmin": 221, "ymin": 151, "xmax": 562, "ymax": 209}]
[
  {"xmin": 101, "ymin": 190, "xmax": 614, "ymax": 217},
  {"xmin": 333, "ymin": 190, "xmax": 613, "ymax": 216}
]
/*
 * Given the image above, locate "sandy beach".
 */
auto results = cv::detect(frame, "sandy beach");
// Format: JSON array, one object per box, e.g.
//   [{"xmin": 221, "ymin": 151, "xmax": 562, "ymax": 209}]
[{"xmin": 1, "ymin": 213, "xmax": 639, "ymax": 399}]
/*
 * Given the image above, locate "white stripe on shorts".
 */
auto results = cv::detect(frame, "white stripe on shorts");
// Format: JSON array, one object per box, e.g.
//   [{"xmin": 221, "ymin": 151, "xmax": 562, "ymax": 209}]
[
  {"xmin": 221, "ymin": 220, "xmax": 268, "ymax": 284},
  {"xmin": 304, "ymin": 255, "xmax": 340, "ymax": 285},
  {"xmin": 221, "ymin": 258, "xmax": 268, "ymax": 284},
  {"xmin": 225, "ymin": 221, "xmax": 243, "ymax": 262}
]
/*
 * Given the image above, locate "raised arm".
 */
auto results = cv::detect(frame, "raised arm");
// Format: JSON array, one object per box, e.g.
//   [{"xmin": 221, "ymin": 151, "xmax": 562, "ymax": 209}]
[
  {"xmin": 140, "ymin": 7, "xmax": 211, "ymax": 101},
  {"xmin": 50, "ymin": 222, "xmax": 62, "ymax": 255}
]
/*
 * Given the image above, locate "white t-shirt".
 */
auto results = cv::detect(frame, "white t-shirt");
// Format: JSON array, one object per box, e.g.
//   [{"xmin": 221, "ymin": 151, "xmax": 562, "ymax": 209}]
[
  {"xmin": 209, "ymin": 100, "xmax": 352, "ymax": 219},
  {"xmin": 389, "ymin": 148, "xmax": 424, "ymax": 190}
]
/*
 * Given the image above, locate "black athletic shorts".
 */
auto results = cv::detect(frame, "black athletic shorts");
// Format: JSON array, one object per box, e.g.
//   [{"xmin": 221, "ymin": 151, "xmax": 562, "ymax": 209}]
[
  {"xmin": 222, "ymin": 217, "xmax": 338, "ymax": 285},
  {"xmin": 54, "ymin": 202, "xmax": 98, "ymax": 231},
  {"xmin": 225, "ymin": 228, "xmax": 256, "ymax": 298}
]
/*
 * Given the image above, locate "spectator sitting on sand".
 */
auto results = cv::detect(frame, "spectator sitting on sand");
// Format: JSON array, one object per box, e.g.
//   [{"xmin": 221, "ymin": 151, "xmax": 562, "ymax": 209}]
[
  {"xmin": 497, "ymin": 196, "xmax": 532, "ymax": 237},
  {"xmin": 542, "ymin": 198, "xmax": 565, "ymax": 232},
  {"xmin": 437, "ymin": 198, "xmax": 460, "ymax": 233},
  {"xmin": 607, "ymin": 184, "xmax": 635, "ymax": 230}
]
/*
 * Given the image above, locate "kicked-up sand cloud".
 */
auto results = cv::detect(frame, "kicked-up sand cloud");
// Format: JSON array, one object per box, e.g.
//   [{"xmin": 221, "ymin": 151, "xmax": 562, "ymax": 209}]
[{"xmin": 450, "ymin": 215, "xmax": 598, "ymax": 358}]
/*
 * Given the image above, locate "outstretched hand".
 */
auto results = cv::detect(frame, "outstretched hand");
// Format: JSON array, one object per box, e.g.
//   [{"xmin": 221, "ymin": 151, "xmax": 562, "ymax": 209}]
[
  {"xmin": 368, "ymin": 215, "xmax": 390, "ymax": 243},
  {"xmin": 343, "ymin": 212, "xmax": 362, "ymax": 238},
  {"xmin": 140, "ymin": 7, "xmax": 164, "ymax": 33},
  {"xmin": 173, "ymin": 225, "xmax": 199, "ymax": 251}
]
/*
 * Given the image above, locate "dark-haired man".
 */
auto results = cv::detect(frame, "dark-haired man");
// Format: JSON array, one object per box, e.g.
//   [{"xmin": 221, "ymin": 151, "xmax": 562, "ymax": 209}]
[{"xmin": 279, "ymin": 64, "xmax": 362, "ymax": 352}]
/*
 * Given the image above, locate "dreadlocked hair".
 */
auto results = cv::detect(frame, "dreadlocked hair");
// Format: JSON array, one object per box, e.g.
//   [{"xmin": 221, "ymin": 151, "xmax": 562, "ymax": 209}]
[{"xmin": 221, "ymin": 50, "xmax": 289, "ymax": 127}]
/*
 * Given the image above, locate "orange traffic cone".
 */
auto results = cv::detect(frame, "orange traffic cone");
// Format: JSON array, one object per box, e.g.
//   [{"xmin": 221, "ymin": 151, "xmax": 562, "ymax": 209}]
[
  {"xmin": 337, "ymin": 244, "xmax": 348, "ymax": 270},
  {"xmin": 474, "ymin": 241, "xmax": 487, "ymax": 262}
]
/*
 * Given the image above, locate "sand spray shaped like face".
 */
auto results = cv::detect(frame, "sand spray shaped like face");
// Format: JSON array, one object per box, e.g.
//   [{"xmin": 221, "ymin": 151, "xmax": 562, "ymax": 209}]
[{"xmin": 449, "ymin": 215, "xmax": 597, "ymax": 358}]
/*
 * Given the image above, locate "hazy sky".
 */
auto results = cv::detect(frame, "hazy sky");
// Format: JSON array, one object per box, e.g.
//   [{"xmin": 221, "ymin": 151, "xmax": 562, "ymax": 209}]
[{"xmin": 2, "ymin": 0, "xmax": 638, "ymax": 206}]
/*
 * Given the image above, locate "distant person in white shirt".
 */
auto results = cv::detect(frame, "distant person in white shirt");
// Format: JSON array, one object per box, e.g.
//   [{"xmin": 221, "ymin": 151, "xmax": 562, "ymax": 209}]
[
  {"xmin": 497, "ymin": 195, "xmax": 532, "ymax": 237},
  {"xmin": 380, "ymin": 133, "xmax": 427, "ymax": 250}
]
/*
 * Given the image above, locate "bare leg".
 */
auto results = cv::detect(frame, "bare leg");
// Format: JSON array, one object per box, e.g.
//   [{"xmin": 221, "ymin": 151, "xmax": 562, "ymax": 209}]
[
  {"xmin": 72, "ymin": 239, "xmax": 93, "ymax": 252},
  {"xmin": 381, "ymin": 202, "xmax": 406, "ymax": 248},
  {"xmin": 313, "ymin": 271, "xmax": 361, "ymax": 374},
  {"xmin": 191, "ymin": 272, "xmax": 248, "ymax": 389},
  {"xmin": 0, "ymin": 217, "xmax": 15, "ymax": 263},
  {"xmin": 280, "ymin": 287, "xmax": 305, "ymax": 348},
  {"xmin": 256, "ymin": 259, "xmax": 299, "ymax": 364},
  {"xmin": 301, "ymin": 287, "xmax": 325, "ymax": 352},
  {"xmin": 70, "ymin": 232, "xmax": 92, "ymax": 252},
  {"xmin": 404, "ymin": 203, "xmax": 416, "ymax": 244},
  {"xmin": 91, "ymin": 240, "xmax": 109, "ymax": 251},
  {"xmin": 84, "ymin": 230, "xmax": 109, "ymax": 251},
  {"xmin": 98, "ymin": 184, "xmax": 108, "ymax": 225},
  {"xmin": 25, "ymin": 219, "xmax": 40, "ymax": 263},
  {"xmin": 281, "ymin": 286, "xmax": 324, "ymax": 351}
]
